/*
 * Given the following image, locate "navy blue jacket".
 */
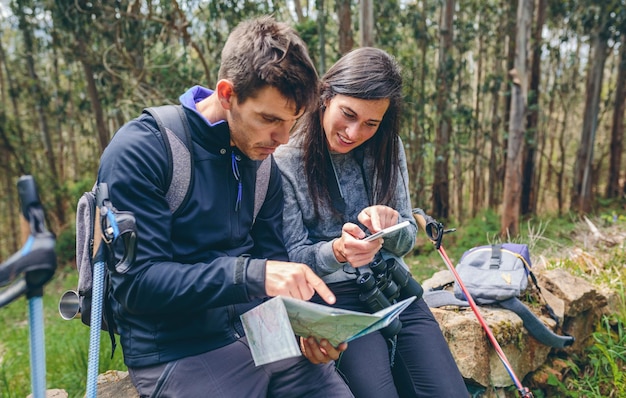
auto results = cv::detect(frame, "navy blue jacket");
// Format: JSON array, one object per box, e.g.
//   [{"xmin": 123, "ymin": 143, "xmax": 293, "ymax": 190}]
[{"xmin": 98, "ymin": 86, "xmax": 288, "ymax": 367}]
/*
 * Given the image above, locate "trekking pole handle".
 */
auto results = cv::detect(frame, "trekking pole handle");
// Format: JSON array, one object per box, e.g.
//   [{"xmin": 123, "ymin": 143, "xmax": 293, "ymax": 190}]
[
  {"xmin": 411, "ymin": 208, "xmax": 455, "ymax": 249},
  {"xmin": 0, "ymin": 176, "xmax": 56, "ymax": 306},
  {"xmin": 18, "ymin": 175, "xmax": 47, "ymax": 236}
]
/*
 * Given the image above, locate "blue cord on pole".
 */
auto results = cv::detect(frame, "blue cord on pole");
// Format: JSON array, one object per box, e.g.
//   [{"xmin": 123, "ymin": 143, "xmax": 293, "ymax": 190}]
[{"xmin": 28, "ymin": 296, "xmax": 46, "ymax": 398}]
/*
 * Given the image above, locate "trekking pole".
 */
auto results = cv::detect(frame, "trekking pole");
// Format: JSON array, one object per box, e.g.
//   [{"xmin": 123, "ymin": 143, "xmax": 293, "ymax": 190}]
[
  {"xmin": 0, "ymin": 176, "xmax": 57, "ymax": 398},
  {"xmin": 85, "ymin": 220, "xmax": 106, "ymax": 398},
  {"xmin": 86, "ymin": 183, "xmax": 137, "ymax": 398},
  {"xmin": 412, "ymin": 209, "xmax": 534, "ymax": 398}
]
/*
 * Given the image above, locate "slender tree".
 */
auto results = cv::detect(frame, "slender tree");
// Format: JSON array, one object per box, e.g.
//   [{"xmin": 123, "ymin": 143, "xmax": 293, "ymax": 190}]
[
  {"xmin": 432, "ymin": 0, "xmax": 455, "ymax": 220},
  {"xmin": 360, "ymin": 0, "xmax": 374, "ymax": 47},
  {"xmin": 521, "ymin": 0, "xmax": 547, "ymax": 216},
  {"xmin": 501, "ymin": 0, "xmax": 532, "ymax": 237},
  {"xmin": 337, "ymin": 0, "xmax": 353, "ymax": 54},
  {"xmin": 487, "ymin": 3, "xmax": 506, "ymax": 210},
  {"xmin": 571, "ymin": 7, "xmax": 610, "ymax": 213},
  {"xmin": 605, "ymin": 35, "xmax": 626, "ymax": 199},
  {"xmin": 14, "ymin": 0, "xmax": 67, "ymax": 226}
]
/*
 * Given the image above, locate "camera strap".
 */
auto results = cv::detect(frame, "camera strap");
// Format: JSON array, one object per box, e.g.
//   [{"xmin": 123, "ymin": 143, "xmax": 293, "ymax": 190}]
[
  {"xmin": 325, "ymin": 147, "xmax": 371, "ymax": 218},
  {"xmin": 325, "ymin": 150, "xmax": 346, "ymax": 215}
]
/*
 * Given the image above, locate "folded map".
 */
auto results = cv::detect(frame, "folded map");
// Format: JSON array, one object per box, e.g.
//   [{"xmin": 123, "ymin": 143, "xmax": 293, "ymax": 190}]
[{"xmin": 240, "ymin": 295, "xmax": 416, "ymax": 366}]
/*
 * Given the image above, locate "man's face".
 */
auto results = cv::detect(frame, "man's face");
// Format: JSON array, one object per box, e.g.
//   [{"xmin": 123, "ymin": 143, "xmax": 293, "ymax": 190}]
[{"xmin": 228, "ymin": 86, "xmax": 303, "ymax": 160}]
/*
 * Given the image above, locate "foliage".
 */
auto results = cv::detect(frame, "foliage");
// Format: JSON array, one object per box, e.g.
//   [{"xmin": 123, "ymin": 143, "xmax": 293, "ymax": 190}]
[
  {"xmin": 1, "ymin": 0, "xmax": 625, "ymax": 234},
  {"xmin": 55, "ymin": 225, "xmax": 76, "ymax": 266},
  {"xmin": 548, "ymin": 313, "xmax": 626, "ymax": 397}
]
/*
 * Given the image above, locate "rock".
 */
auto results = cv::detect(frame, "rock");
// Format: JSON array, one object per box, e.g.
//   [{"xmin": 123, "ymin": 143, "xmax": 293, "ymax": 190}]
[
  {"xmin": 432, "ymin": 305, "xmax": 551, "ymax": 387},
  {"xmin": 96, "ymin": 370, "xmax": 139, "ymax": 398},
  {"xmin": 26, "ymin": 389, "xmax": 68, "ymax": 398},
  {"xmin": 536, "ymin": 269, "xmax": 608, "ymax": 352},
  {"xmin": 422, "ymin": 267, "xmax": 613, "ymax": 393}
]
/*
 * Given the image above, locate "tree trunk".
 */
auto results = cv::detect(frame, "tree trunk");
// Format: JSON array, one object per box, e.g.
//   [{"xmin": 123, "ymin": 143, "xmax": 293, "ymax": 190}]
[
  {"xmin": 16, "ymin": 0, "xmax": 66, "ymax": 228},
  {"xmin": 407, "ymin": 4, "xmax": 428, "ymax": 209},
  {"xmin": 488, "ymin": 6, "xmax": 505, "ymax": 210},
  {"xmin": 432, "ymin": 0, "xmax": 455, "ymax": 220},
  {"xmin": 472, "ymin": 12, "xmax": 484, "ymax": 218},
  {"xmin": 17, "ymin": 0, "xmax": 58, "ymax": 181},
  {"xmin": 1, "ymin": 150, "xmax": 19, "ymax": 253},
  {"xmin": 521, "ymin": 0, "xmax": 546, "ymax": 216},
  {"xmin": 502, "ymin": 0, "xmax": 518, "ymax": 183},
  {"xmin": 0, "ymin": 37, "xmax": 28, "ymax": 175},
  {"xmin": 501, "ymin": 0, "xmax": 532, "ymax": 238},
  {"xmin": 292, "ymin": 0, "xmax": 305, "ymax": 22},
  {"xmin": 337, "ymin": 0, "xmax": 353, "ymax": 55},
  {"xmin": 571, "ymin": 31, "xmax": 608, "ymax": 213},
  {"xmin": 359, "ymin": 0, "xmax": 374, "ymax": 47},
  {"xmin": 605, "ymin": 39, "xmax": 625, "ymax": 199},
  {"xmin": 316, "ymin": 0, "xmax": 326, "ymax": 74},
  {"xmin": 79, "ymin": 42, "xmax": 110, "ymax": 155},
  {"xmin": 541, "ymin": 60, "xmax": 557, "ymax": 210}
]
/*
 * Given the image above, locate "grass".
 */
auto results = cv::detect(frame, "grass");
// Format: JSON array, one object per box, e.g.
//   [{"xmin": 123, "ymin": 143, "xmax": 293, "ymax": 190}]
[
  {"xmin": 546, "ymin": 311, "xmax": 626, "ymax": 397},
  {"xmin": 1, "ymin": 209, "xmax": 625, "ymax": 397},
  {"xmin": 0, "ymin": 265, "xmax": 126, "ymax": 398}
]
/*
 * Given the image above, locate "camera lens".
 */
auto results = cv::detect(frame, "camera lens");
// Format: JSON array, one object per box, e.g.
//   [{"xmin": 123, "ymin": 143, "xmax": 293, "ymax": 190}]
[
  {"xmin": 356, "ymin": 272, "xmax": 403, "ymax": 339},
  {"xmin": 357, "ymin": 273, "xmax": 392, "ymax": 313}
]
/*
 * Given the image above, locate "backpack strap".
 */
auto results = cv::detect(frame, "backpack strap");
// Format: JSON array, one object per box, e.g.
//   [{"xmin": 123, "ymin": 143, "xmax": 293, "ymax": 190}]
[
  {"xmin": 489, "ymin": 244, "xmax": 502, "ymax": 269},
  {"xmin": 144, "ymin": 105, "xmax": 194, "ymax": 216},
  {"xmin": 144, "ymin": 105, "xmax": 271, "ymax": 221},
  {"xmin": 423, "ymin": 290, "xmax": 574, "ymax": 348},
  {"xmin": 499, "ymin": 297, "xmax": 574, "ymax": 348},
  {"xmin": 254, "ymin": 157, "xmax": 272, "ymax": 224}
]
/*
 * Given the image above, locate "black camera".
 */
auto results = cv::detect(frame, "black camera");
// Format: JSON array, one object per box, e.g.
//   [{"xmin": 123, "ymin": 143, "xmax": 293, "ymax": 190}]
[
  {"xmin": 356, "ymin": 271, "xmax": 402, "ymax": 338},
  {"xmin": 386, "ymin": 257, "xmax": 424, "ymax": 301},
  {"xmin": 355, "ymin": 253, "xmax": 424, "ymax": 339}
]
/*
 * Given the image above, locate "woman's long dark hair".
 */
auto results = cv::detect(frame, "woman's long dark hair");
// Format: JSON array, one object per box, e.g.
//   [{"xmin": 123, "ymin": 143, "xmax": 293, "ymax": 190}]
[{"xmin": 296, "ymin": 47, "xmax": 403, "ymax": 216}]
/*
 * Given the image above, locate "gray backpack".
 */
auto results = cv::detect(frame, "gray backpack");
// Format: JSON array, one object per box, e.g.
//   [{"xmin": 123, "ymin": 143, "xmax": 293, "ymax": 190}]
[
  {"xmin": 453, "ymin": 243, "xmax": 531, "ymax": 305},
  {"xmin": 423, "ymin": 243, "xmax": 574, "ymax": 348}
]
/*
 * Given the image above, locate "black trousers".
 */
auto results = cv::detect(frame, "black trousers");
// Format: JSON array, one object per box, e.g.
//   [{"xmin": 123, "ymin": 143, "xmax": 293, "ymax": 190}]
[
  {"xmin": 316, "ymin": 281, "xmax": 469, "ymax": 398},
  {"xmin": 128, "ymin": 336, "xmax": 354, "ymax": 398}
]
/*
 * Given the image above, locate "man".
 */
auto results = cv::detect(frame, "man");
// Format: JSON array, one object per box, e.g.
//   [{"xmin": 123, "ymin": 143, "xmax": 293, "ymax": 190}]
[{"xmin": 98, "ymin": 16, "xmax": 352, "ymax": 397}]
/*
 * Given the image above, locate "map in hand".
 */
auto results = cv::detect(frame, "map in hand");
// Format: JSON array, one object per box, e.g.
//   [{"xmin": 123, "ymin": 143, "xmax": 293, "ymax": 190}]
[{"xmin": 240, "ymin": 295, "xmax": 416, "ymax": 366}]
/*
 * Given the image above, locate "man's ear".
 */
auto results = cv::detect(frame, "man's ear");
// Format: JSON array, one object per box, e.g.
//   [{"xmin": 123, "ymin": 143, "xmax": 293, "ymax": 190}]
[{"xmin": 216, "ymin": 79, "xmax": 235, "ymax": 110}]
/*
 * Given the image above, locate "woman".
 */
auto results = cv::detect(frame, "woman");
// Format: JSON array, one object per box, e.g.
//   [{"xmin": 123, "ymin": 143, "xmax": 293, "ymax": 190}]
[{"xmin": 273, "ymin": 47, "xmax": 468, "ymax": 398}]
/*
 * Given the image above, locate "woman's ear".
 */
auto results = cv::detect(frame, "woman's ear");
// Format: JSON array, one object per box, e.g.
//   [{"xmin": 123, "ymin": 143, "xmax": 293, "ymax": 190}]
[{"xmin": 216, "ymin": 79, "xmax": 235, "ymax": 110}]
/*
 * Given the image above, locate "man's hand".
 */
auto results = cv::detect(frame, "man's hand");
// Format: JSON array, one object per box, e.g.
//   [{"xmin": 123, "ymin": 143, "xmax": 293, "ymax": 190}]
[
  {"xmin": 300, "ymin": 336, "xmax": 348, "ymax": 364},
  {"xmin": 265, "ymin": 260, "xmax": 336, "ymax": 304}
]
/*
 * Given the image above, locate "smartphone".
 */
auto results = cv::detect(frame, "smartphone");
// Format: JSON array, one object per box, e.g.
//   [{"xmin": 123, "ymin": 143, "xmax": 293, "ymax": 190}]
[{"xmin": 363, "ymin": 220, "xmax": 411, "ymax": 242}]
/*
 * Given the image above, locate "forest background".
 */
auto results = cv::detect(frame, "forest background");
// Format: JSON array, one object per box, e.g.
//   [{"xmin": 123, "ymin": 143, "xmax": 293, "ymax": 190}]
[{"xmin": 0, "ymin": 0, "xmax": 625, "ymax": 259}]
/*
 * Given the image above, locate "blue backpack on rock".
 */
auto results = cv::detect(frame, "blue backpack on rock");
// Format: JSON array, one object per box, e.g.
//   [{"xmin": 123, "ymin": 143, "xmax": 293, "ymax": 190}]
[{"xmin": 424, "ymin": 243, "xmax": 574, "ymax": 349}]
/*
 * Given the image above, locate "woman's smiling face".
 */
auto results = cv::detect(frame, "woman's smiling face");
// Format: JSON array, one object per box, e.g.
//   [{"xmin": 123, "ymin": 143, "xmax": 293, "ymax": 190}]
[{"xmin": 322, "ymin": 94, "xmax": 390, "ymax": 154}]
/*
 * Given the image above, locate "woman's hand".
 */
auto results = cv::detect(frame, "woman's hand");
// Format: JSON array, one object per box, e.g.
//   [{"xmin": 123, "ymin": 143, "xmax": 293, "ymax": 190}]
[
  {"xmin": 358, "ymin": 205, "xmax": 399, "ymax": 233},
  {"xmin": 332, "ymin": 222, "xmax": 382, "ymax": 267}
]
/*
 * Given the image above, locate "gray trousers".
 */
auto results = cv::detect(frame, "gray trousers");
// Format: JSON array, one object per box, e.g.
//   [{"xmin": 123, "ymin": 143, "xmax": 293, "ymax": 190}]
[{"xmin": 128, "ymin": 336, "xmax": 354, "ymax": 398}]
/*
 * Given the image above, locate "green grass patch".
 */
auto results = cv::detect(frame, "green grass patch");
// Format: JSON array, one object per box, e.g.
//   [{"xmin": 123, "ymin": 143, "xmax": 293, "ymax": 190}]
[{"xmin": 0, "ymin": 265, "xmax": 126, "ymax": 398}]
